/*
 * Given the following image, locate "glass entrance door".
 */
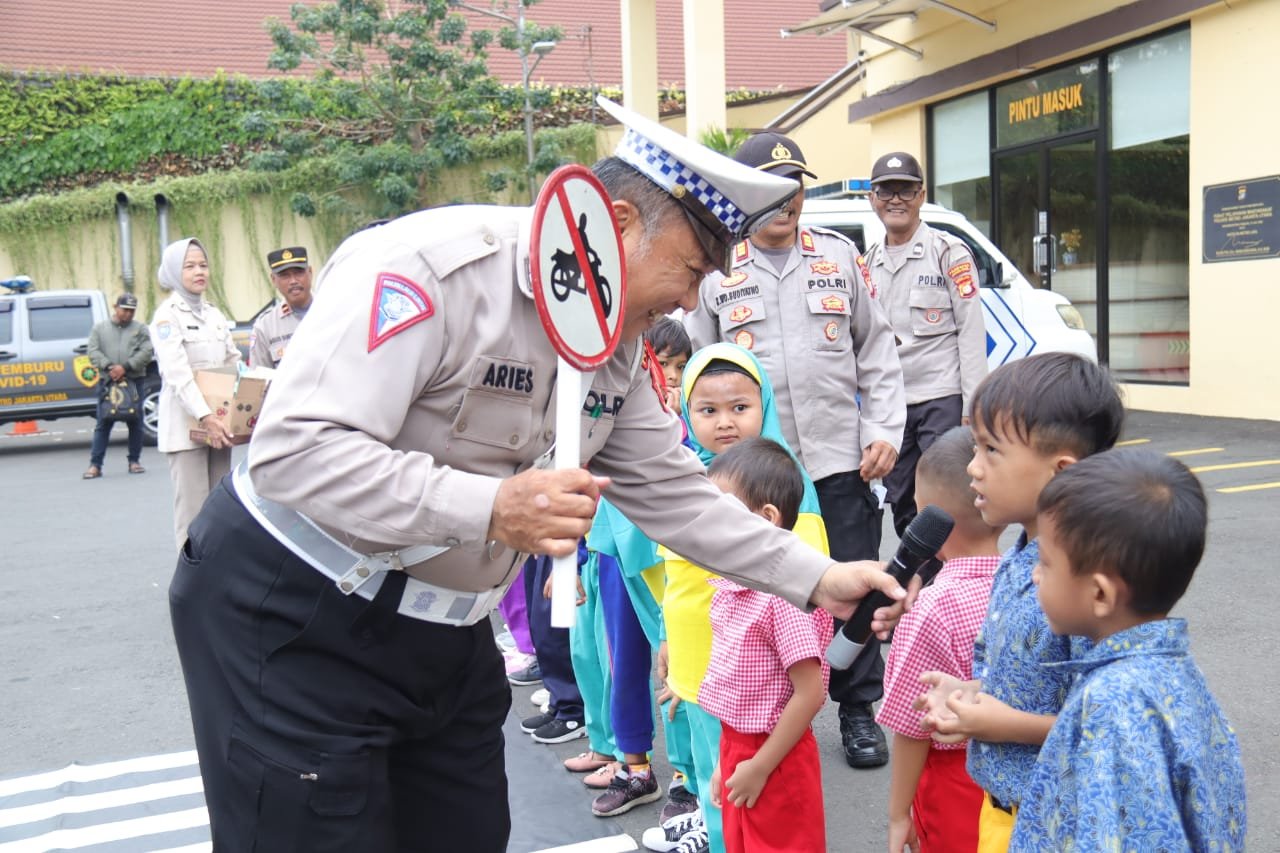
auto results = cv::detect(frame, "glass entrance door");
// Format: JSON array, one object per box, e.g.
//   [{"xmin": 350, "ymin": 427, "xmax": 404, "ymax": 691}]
[{"xmin": 996, "ymin": 137, "xmax": 1101, "ymax": 349}]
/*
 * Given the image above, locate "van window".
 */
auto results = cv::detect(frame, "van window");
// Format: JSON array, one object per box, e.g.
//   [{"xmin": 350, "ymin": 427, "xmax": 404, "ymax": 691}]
[
  {"xmin": 0, "ymin": 300, "xmax": 12, "ymax": 344},
  {"xmin": 822, "ymin": 224, "xmax": 867, "ymax": 249},
  {"xmin": 925, "ymin": 221, "xmax": 1003, "ymax": 288},
  {"xmin": 27, "ymin": 296, "xmax": 94, "ymax": 342}
]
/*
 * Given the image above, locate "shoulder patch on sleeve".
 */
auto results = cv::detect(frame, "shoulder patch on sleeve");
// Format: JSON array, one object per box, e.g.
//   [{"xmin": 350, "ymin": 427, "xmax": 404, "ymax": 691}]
[
  {"xmin": 154, "ymin": 320, "xmax": 172, "ymax": 340},
  {"xmin": 855, "ymin": 254, "xmax": 876, "ymax": 298},
  {"xmin": 368, "ymin": 272, "xmax": 435, "ymax": 351}
]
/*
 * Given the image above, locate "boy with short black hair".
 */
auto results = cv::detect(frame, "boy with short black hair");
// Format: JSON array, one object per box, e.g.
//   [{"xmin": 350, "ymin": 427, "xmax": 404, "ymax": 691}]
[
  {"xmin": 1013, "ymin": 448, "xmax": 1245, "ymax": 850},
  {"xmin": 878, "ymin": 426, "xmax": 1004, "ymax": 853},
  {"xmin": 646, "ymin": 317, "xmax": 692, "ymax": 412},
  {"xmin": 701, "ymin": 437, "xmax": 834, "ymax": 853},
  {"xmin": 917, "ymin": 352, "xmax": 1124, "ymax": 850}
]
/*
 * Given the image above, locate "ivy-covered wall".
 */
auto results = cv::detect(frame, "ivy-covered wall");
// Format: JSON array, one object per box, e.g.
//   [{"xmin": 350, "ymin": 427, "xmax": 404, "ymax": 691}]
[{"xmin": 0, "ymin": 124, "xmax": 598, "ymax": 321}]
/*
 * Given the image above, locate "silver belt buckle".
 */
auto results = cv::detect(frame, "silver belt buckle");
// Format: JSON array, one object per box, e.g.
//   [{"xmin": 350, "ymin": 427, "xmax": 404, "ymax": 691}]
[{"xmin": 335, "ymin": 551, "xmax": 404, "ymax": 595}]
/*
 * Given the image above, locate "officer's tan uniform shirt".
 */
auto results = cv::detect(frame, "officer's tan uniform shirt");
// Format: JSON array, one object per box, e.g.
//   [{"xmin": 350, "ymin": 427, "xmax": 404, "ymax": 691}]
[
  {"xmin": 150, "ymin": 294, "xmax": 241, "ymax": 452},
  {"xmin": 684, "ymin": 227, "xmax": 905, "ymax": 482},
  {"xmin": 247, "ymin": 206, "xmax": 832, "ymax": 608},
  {"xmin": 864, "ymin": 222, "xmax": 987, "ymax": 415},
  {"xmin": 249, "ymin": 302, "xmax": 304, "ymax": 368}
]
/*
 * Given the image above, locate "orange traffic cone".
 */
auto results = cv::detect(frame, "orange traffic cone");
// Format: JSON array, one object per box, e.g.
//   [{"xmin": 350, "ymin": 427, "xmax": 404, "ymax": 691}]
[{"xmin": 9, "ymin": 420, "xmax": 39, "ymax": 435}]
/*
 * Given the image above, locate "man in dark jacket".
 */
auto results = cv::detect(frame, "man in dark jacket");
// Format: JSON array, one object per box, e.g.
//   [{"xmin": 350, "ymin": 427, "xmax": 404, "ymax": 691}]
[{"xmin": 84, "ymin": 293, "xmax": 154, "ymax": 479}]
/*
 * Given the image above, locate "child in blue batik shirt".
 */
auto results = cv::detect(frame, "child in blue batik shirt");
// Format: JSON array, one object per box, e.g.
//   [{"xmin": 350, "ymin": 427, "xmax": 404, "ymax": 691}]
[
  {"xmin": 916, "ymin": 353, "xmax": 1124, "ymax": 851},
  {"xmin": 1012, "ymin": 448, "xmax": 1246, "ymax": 850}
]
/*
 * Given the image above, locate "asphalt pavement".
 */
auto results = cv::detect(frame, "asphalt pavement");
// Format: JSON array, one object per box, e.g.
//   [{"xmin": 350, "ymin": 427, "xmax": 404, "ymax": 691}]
[{"xmin": 1, "ymin": 409, "xmax": 1277, "ymax": 851}]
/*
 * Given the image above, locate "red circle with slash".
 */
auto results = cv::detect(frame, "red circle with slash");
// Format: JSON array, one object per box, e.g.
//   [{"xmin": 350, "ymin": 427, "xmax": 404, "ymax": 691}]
[{"xmin": 529, "ymin": 165, "xmax": 628, "ymax": 370}]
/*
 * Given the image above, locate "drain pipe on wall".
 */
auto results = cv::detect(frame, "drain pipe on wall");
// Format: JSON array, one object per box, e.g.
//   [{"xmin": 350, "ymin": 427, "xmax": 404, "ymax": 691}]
[
  {"xmin": 155, "ymin": 194, "xmax": 170, "ymax": 252},
  {"xmin": 115, "ymin": 192, "xmax": 134, "ymax": 293}
]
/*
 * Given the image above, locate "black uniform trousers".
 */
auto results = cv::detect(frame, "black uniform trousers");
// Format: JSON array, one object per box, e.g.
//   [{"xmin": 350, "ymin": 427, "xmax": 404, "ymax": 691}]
[
  {"xmin": 814, "ymin": 470, "xmax": 886, "ymax": 706},
  {"xmin": 883, "ymin": 394, "xmax": 964, "ymax": 539},
  {"xmin": 169, "ymin": 477, "xmax": 512, "ymax": 853}
]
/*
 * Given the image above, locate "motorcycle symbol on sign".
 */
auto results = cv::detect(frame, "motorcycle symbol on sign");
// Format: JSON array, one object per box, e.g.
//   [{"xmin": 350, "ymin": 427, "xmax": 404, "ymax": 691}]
[{"xmin": 550, "ymin": 213, "xmax": 612, "ymax": 316}]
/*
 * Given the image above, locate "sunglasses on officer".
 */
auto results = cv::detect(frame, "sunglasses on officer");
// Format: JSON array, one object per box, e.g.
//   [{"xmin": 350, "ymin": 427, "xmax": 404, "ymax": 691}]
[{"xmin": 871, "ymin": 186, "xmax": 923, "ymax": 202}]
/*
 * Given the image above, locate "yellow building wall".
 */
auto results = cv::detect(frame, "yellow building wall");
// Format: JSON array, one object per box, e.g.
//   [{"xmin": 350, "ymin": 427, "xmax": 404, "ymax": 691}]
[
  {"xmin": 827, "ymin": 0, "xmax": 1279, "ymax": 421},
  {"xmin": 1125, "ymin": 0, "xmax": 1280, "ymax": 420},
  {"xmin": 780, "ymin": 98, "xmax": 872, "ymax": 187}
]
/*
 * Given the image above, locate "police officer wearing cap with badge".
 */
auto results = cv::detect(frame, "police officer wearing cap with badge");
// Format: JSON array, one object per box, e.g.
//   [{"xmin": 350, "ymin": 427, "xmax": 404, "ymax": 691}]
[
  {"xmin": 249, "ymin": 246, "xmax": 314, "ymax": 368},
  {"xmin": 168, "ymin": 99, "xmax": 916, "ymax": 852},
  {"xmin": 864, "ymin": 152, "xmax": 987, "ymax": 538},
  {"xmin": 685, "ymin": 131, "xmax": 906, "ymax": 769}
]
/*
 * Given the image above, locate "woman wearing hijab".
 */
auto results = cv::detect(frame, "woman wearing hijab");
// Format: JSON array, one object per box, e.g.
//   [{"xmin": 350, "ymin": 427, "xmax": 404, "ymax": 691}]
[{"xmin": 150, "ymin": 238, "xmax": 240, "ymax": 550}]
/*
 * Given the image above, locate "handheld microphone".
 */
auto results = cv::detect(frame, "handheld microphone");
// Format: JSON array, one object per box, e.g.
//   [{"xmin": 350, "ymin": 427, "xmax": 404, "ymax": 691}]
[{"xmin": 826, "ymin": 505, "xmax": 954, "ymax": 670}]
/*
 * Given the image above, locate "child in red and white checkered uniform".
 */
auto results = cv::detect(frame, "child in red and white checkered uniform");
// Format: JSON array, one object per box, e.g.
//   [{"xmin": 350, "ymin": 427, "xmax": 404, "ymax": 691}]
[
  {"xmin": 877, "ymin": 425, "xmax": 1004, "ymax": 853},
  {"xmin": 698, "ymin": 437, "xmax": 835, "ymax": 853}
]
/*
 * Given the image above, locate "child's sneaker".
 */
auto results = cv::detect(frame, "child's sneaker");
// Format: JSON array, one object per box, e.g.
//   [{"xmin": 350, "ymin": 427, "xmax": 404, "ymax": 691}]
[
  {"xmin": 520, "ymin": 710, "xmax": 555, "ymax": 734},
  {"xmin": 583, "ymin": 761, "xmax": 623, "ymax": 788},
  {"xmin": 591, "ymin": 769, "xmax": 663, "ymax": 816},
  {"xmin": 531, "ymin": 717, "xmax": 587, "ymax": 744},
  {"xmin": 530, "ymin": 687, "xmax": 550, "ymax": 707},
  {"xmin": 506, "ymin": 659, "xmax": 542, "ymax": 685},
  {"xmin": 671, "ymin": 825, "xmax": 709, "ymax": 853},
  {"xmin": 641, "ymin": 808, "xmax": 703, "ymax": 852},
  {"xmin": 659, "ymin": 776, "xmax": 699, "ymax": 824}
]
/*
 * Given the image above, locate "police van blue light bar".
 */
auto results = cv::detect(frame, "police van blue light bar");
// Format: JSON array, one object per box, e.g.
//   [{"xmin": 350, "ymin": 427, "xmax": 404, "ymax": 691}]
[
  {"xmin": 805, "ymin": 178, "xmax": 873, "ymax": 200},
  {"xmin": 1, "ymin": 276, "xmax": 34, "ymax": 294}
]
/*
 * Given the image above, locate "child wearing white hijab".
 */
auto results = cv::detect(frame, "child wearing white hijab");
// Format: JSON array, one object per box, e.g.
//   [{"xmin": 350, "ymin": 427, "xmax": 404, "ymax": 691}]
[{"xmin": 150, "ymin": 238, "xmax": 241, "ymax": 550}]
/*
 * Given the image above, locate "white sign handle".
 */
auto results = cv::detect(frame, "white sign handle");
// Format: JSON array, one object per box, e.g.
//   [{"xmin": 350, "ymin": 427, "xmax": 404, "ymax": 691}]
[{"xmin": 550, "ymin": 358, "xmax": 582, "ymax": 629}]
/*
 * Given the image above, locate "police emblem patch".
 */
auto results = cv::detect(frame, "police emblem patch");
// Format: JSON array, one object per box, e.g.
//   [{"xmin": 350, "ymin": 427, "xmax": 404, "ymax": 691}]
[
  {"xmin": 721, "ymin": 271, "xmax": 749, "ymax": 288},
  {"xmin": 368, "ymin": 272, "xmax": 434, "ymax": 352},
  {"xmin": 824, "ymin": 320, "xmax": 839, "ymax": 341},
  {"xmin": 855, "ymin": 255, "xmax": 876, "ymax": 297},
  {"xmin": 729, "ymin": 305, "xmax": 753, "ymax": 323},
  {"xmin": 820, "ymin": 295, "xmax": 845, "ymax": 312},
  {"xmin": 734, "ymin": 329, "xmax": 754, "ymax": 350},
  {"xmin": 925, "ymin": 309, "xmax": 943, "ymax": 324},
  {"xmin": 155, "ymin": 321, "xmax": 172, "ymax": 341},
  {"xmin": 952, "ymin": 273, "xmax": 976, "ymax": 299},
  {"xmin": 810, "ymin": 260, "xmax": 840, "ymax": 276}
]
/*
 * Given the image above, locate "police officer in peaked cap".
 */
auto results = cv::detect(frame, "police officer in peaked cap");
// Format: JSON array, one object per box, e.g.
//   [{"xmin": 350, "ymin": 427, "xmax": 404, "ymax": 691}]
[
  {"xmin": 863, "ymin": 152, "xmax": 987, "ymax": 538},
  {"xmin": 686, "ymin": 131, "xmax": 907, "ymax": 769},
  {"xmin": 169, "ymin": 98, "xmax": 916, "ymax": 852}
]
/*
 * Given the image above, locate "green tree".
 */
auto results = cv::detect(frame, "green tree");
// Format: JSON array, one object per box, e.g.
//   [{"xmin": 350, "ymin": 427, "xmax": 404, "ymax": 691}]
[{"xmin": 258, "ymin": 0, "xmax": 556, "ymax": 219}]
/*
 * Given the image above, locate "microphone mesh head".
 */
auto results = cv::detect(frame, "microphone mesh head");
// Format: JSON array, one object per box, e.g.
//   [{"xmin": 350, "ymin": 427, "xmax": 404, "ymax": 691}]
[{"xmin": 902, "ymin": 505, "xmax": 954, "ymax": 556}]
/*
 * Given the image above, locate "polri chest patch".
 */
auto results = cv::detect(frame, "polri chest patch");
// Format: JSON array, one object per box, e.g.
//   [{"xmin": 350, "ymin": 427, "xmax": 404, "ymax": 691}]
[{"xmin": 368, "ymin": 272, "xmax": 434, "ymax": 351}]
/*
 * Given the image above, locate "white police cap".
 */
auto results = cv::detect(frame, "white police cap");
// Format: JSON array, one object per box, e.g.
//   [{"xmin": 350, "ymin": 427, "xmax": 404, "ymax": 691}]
[{"xmin": 597, "ymin": 96, "xmax": 799, "ymax": 275}]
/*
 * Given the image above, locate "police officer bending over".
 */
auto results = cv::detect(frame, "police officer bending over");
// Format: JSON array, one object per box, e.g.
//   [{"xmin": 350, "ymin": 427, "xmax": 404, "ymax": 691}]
[{"xmin": 169, "ymin": 99, "xmax": 913, "ymax": 853}]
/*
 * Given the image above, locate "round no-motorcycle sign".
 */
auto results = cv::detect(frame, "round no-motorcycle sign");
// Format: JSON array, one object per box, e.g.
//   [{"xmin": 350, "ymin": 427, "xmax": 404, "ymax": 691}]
[{"xmin": 529, "ymin": 165, "xmax": 627, "ymax": 371}]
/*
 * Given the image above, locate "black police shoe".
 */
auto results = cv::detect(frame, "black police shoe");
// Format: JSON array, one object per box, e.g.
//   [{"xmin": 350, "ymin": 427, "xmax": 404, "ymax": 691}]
[{"xmin": 839, "ymin": 702, "xmax": 888, "ymax": 768}]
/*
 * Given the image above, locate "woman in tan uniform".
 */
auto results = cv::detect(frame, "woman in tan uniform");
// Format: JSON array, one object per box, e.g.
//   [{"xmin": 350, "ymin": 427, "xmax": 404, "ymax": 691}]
[{"xmin": 150, "ymin": 238, "xmax": 240, "ymax": 549}]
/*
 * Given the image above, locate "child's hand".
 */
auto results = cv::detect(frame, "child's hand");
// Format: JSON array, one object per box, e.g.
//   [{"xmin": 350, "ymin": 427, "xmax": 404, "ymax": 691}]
[
  {"xmin": 723, "ymin": 757, "xmax": 769, "ymax": 809},
  {"xmin": 931, "ymin": 691, "xmax": 1011, "ymax": 743},
  {"xmin": 888, "ymin": 814, "xmax": 919, "ymax": 853},
  {"xmin": 914, "ymin": 672, "xmax": 975, "ymax": 728},
  {"xmin": 709, "ymin": 763, "xmax": 722, "ymax": 809}
]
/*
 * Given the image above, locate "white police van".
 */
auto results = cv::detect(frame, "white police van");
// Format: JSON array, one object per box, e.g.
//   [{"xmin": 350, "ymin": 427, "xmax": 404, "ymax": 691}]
[
  {"xmin": 801, "ymin": 181, "xmax": 1096, "ymax": 369},
  {"xmin": 0, "ymin": 276, "xmax": 161, "ymax": 443}
]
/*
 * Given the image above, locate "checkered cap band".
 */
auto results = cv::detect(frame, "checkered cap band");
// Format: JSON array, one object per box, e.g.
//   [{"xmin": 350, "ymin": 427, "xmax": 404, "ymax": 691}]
[{"xmin": 618, "ymin": 129, "xmax": 748, "ymax": 235}]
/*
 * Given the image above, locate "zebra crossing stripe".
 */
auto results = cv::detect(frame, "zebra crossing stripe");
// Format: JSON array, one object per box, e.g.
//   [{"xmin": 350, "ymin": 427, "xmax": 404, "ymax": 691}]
[
  {"xmin": 0, "ymin": 752, "xmax": 199, "ymax": 798},
  {"xmin": 0, "ymin": 752, "xmax": 635, "ymax": 853}
]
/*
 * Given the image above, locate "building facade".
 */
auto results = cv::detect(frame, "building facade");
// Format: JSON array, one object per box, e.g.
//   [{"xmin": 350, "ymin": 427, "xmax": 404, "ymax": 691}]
[{"xmin": 782, "ymin": 0, "xmax": 1279, "ymax": 421}]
